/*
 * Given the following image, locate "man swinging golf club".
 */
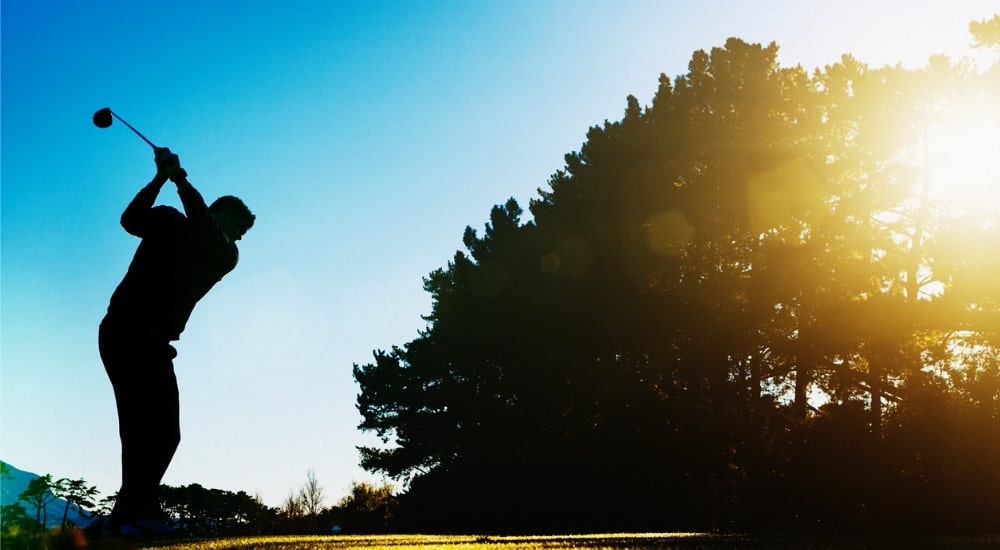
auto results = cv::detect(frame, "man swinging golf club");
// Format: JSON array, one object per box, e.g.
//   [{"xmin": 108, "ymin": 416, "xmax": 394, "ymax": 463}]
[{"xmin": 99, "ymin": 146, "xmax": 255, "ymax": 535}]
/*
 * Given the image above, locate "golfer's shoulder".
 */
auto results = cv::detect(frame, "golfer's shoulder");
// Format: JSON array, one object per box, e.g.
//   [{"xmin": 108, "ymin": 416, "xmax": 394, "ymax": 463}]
[
  {"xmin": 212, "ymin": 242, "xmax": 239, "ymax": 278},
  {"xmin": 140, "ymin": 205, "xmax": 184, "ymax": 232},
  {"xmin": 152, "ymin": 204, "xmax": 184, "ymax": 218},
  {"xmin": 224, "ymin": 241, "xmax": 239, "ymax": 268},
  {"xmin": 206, "ymin": 231, "xmax": 238, "ymax": 265}
]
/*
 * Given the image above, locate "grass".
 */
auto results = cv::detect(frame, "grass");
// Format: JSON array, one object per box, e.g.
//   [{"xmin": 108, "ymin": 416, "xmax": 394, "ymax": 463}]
[
  {"xmin": 141, "ymin": 533, "xmax": 717, "ymax": 549},
  {"xmin": 15, "ymin": 530, "xmax": 998, "ymax": 549},
  {"xmin": 133, "ymin": 532, "xmax": 1000, "ymax": 550}
]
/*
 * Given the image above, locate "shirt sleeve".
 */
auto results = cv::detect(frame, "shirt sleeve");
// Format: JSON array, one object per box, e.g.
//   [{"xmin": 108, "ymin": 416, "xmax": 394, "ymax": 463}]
[
  {"xmin": 177, "ymin": 180, "xmax": 239, "ymax": 275},
  {"xmin": 120, "ymin": 180, "xmax": 166, "ymax": 237},
  {"xmin": 176, "ymin": 180, "xmax": 214, "ymax": 233}
]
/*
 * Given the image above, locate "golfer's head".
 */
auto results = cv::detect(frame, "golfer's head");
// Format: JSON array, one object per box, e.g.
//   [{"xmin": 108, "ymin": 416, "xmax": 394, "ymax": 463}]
[{"xmin": 210, "ymin": 196, "xmax": 255, "ymax": 241}]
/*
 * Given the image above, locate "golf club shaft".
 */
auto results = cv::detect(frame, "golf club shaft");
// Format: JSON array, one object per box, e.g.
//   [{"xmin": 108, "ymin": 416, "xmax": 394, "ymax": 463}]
[{"xmin": 111, "ymin": 111, "xmax": 157, "ymax": 149}]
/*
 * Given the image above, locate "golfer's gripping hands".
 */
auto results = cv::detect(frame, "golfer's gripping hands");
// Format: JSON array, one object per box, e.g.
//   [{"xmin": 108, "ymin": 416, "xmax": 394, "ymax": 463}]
[{"xmin": 153, "ymin": 147, "xmax": 188, "ymax": 183}]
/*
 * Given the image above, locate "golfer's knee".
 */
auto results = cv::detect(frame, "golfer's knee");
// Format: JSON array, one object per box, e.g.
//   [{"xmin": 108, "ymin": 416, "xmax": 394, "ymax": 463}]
[{"xmin": 165, "ymin": 428, "xmax": 181, "ymax": 451}]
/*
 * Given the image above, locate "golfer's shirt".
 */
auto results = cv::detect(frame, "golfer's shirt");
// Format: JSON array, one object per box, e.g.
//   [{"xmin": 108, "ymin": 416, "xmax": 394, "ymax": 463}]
[{"xmin": 107, "ymin": 181, "xmax": 237, "ymax": 341}]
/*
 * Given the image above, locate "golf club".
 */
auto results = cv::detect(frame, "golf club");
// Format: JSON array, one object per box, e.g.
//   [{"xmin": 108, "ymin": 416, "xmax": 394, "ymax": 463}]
[{"xmin": 93, "ymin": 107, "xmax": 157, "ymax": 149}]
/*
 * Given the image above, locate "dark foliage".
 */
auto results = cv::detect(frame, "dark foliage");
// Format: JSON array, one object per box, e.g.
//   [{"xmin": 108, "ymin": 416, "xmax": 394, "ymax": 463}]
[
  {"xmin": 326, "ymin": 482, "xmax": 399, "ymax": 534},
  {"xmin": 159, "ymin": 483, "xmax": 276, "ymax": 536},
  {"xmin": 355, "ymin": 35, "xmax": 1000, "ymax": 533}
]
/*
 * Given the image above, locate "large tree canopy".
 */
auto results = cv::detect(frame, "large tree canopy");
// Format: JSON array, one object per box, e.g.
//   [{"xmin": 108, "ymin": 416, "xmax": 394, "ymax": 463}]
[{"xmin": 354, "ymin": 36, "xmax": 1000, "ymax": 532}]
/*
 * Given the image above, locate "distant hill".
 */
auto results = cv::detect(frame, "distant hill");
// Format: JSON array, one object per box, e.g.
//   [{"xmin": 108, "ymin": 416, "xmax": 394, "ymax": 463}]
[{"xmin": 1, "ymin": 461, "xmax": 96, "ymax": 528}]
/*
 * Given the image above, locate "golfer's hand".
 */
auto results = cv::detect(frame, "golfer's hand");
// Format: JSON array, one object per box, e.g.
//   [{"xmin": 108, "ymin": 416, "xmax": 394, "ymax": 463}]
[{"xmin": 154, "ymin": 147, "xmax": 187, "ymax": 182}]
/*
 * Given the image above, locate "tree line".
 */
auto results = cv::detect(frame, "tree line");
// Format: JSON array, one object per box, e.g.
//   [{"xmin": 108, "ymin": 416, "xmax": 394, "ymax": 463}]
[
  {"xmin": 354, "ymin": 18, "xmax": 1000, "ymax": 533},
  {"xmin": 1, "ymin": 463, "xmax": 396, "ymax": 546},
  {"xmin": 1, "ymin": 463, "xmax": 101, "ymax": 536}
]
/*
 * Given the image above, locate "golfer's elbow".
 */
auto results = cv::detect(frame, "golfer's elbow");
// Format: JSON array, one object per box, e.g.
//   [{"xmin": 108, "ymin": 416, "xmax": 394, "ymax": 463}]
[{"xmin": 120, "ymin": 212, "xmax": 145, "ymax": 237}]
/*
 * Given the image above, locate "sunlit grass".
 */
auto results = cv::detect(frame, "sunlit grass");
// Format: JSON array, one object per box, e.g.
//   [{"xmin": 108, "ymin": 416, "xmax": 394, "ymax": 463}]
[
  {"xmin": 130, "ymin": 532, "xmax": 1000, "ymax": 550},
  {"xmin": 142, "ymin": 533, "xmax": 711, "ymax": 550}
]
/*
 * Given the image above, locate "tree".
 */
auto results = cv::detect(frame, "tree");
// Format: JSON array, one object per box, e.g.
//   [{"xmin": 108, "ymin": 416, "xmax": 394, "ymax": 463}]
[
  {"xmin": 0, "ymin": 501, "xmax": 33, "ymax": 550},
  {"xmin": 278, "ymin": 487, "xmax": 307, "ymax": 534},
  {"xmin": 94, "ymin": 494, "xmax": 116, "ymax": 521},
  {"xmin": 159, "ymin": 483, "xmax": 274, "ymax": 535},
  {"xmin": 298, "ymin": 469, "xmax": 325, "ymax": 518},
  {"xmin": 970, "ymin": 14, "xmax": 1000, "ymax": 48},
  {"xmin": 331, "ymin": 482, "xmax": 397, "ymax": 534},
  {"xmin": 266, "ymin": 471, "xmax": 329, "ymax": 533},
  {"xmin": 51, "ymin": 477, "xmax": 99, "ymax": 528},
  {"xmin": 17, "ymin": 475, "xmax": 56, "ymax": 532},
  {"xmin": 355, "ymin": 31, "xmax": 1000, "ymax": 532}
]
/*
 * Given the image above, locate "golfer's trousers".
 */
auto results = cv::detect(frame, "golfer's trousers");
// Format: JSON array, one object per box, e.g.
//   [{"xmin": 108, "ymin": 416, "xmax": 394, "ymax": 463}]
[{"xmin": 99, "ymin": 315, "xmax": 180, "ymax": 526}]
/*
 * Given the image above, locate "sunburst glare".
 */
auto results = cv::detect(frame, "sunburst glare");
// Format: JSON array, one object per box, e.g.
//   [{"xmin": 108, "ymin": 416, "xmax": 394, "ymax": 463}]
[{"xmin": 925, "ymin": 89, "xmax": 1000, "ymax": 225}]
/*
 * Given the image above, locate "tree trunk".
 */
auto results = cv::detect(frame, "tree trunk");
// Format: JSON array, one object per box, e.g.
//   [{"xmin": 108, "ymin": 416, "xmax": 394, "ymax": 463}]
[
  {"xmin": 793, "ymin": 365, "xmax": 811, "ymax": 420},
  {"xmin": 869, "ymin": 357, "xmax": 882, "ymax": 438}
]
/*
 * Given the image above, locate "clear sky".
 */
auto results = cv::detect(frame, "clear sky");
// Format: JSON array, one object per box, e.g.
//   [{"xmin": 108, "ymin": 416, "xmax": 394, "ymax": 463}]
[{"xmin": 3, "ymin": 1, "xmax": 996, "ymax": 508}]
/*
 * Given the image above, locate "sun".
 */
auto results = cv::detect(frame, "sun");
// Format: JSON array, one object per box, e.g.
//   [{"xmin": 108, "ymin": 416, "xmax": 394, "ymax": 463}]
[{"xmin": 924, "ymin": 91, "xmax": 1000, "ymax": 223}]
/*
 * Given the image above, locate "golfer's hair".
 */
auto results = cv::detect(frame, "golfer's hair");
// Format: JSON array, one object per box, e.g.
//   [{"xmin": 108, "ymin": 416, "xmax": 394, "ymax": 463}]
[{"xmin": 210, "ymin": 195, "xmax": 256, "ymax": 230}]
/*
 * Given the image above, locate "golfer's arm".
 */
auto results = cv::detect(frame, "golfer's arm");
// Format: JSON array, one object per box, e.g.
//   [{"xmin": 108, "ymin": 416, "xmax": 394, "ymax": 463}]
[
  {"xmin": 120, "ymin": 177, "xmax": 167, "ymax": 237},
  {"xmin": 174, "ymin": 178, "xmax": 216, "ymax": 235}
]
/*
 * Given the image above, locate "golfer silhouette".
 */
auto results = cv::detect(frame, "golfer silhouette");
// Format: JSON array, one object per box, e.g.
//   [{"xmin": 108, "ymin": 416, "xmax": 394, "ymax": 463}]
[{"xmin": 99, "ymin": 147, "xmax": 254, "ymax": 535}]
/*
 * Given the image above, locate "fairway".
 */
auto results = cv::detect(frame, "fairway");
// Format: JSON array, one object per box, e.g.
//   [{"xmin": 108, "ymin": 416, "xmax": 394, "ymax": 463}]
[
  {"xmin": 142, "ymin": 534, "xmax": 705, "ymax": 550},
  {"xmin": 138, "ymin": 533, "xmax": 1000, "ymax": 550}
]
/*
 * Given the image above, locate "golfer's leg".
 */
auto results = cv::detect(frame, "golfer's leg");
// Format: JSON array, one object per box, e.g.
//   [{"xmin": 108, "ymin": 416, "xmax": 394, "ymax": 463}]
[
  {"xmin": 110, "ymin": 377, "xmax": 149, "ymax": 526},
  {"xmin": 101, "ymin": 322, "xmax": 144, "ymax": 528},
  {"xmin": 139, "ymin": 362, "xmax": 181, "ymax": 518}
]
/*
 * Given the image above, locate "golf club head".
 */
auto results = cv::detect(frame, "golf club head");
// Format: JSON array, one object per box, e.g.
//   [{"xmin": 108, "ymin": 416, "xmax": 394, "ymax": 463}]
[
  {"xmin": 93, "ymin": 107, "xmax": 113, "ymax": 128},
  {"xmin": 92, "ymin": 107, "xmax": 157, "ymax": 149}
]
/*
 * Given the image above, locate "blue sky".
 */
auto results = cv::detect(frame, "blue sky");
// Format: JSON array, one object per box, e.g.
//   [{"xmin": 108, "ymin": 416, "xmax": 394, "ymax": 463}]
[{"xmin": 3, "ymin": 1, "xmax": 996, "ymax": 507}]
